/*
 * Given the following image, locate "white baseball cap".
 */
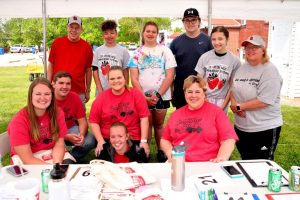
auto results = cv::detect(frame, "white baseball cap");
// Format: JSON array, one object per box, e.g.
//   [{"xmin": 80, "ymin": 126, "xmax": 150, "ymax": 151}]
[
  {"xmin": 67, "ymin": 15, "xmax": 82, "ymax": 27},
  {"xmin": 242, "ymin": 35, "xmax": 266, "ymax": 48}
]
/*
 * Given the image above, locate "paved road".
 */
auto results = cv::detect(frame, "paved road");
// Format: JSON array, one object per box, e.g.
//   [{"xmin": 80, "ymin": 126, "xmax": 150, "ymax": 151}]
[{"xmin": 0, "ymin": 52, "xmax": 45, "ymax": 67}]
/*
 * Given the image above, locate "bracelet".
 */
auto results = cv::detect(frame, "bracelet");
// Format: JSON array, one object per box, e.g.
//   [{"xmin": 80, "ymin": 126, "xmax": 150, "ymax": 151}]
[
  {"xmin": 140, "ymin": 139, "xmax": 147, "ymax": 143},
  {"xmin": 152, "ymin": 90, "xmax": 161, "ymax": 99}
]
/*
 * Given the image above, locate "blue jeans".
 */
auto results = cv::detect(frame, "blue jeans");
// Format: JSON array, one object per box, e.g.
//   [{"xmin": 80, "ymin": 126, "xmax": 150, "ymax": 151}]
[
  {"xmin": 67, "ymin": 126, "xmax": 96, "ymax": 161},
  {"xmin": 78, "ymin": 93, "xmax": 86, "ymax": 111}
]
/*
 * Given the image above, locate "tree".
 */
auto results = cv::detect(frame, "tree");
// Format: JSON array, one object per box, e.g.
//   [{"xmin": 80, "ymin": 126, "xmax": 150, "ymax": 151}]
[
  {"xmin": 3, "ymin": 18, "xmax": 25, "ymax": 45},
  {"xmin": 118, "ymin": 17, "xmax": 171, "ymax": 44},
  {"xmin": 0, "ymin": 18, "xmax": 9, "ymax": 48},
  {"xmin": 81, "ymin": 17, "xmax": 105, "ymax": 46},
  {"xmin": 22, "ymin": 18, "xmax": 43, "ymax": 46}
]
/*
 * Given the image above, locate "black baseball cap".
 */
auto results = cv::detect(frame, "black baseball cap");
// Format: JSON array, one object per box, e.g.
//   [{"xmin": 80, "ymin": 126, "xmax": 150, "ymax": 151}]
[{"xmin": 183, "ymin": 8, "xmax": 200, "ymax": 19}]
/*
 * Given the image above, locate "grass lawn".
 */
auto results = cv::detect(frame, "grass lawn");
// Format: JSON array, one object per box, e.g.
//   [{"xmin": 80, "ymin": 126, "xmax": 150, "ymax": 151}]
[{"xmin": 0, "ymin": 66, "xmax": 299, "ymax": 170}]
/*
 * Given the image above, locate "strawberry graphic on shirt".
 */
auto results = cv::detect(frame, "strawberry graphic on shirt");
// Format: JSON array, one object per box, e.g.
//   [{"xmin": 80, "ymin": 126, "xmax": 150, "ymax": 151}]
[
  {"xmin": 101, "ymin": 61, "xmax": 110, "ymax": 75},
  {"xmin": 218, "ymin": 78, "xmax": 226, "ymax": 90},
  {"xmin": 207, "ymin": 72, "xmax": 219, "ymax": 90}
]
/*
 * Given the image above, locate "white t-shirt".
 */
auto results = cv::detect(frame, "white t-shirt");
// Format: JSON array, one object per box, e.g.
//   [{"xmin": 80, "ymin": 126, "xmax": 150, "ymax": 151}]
[{"xmin": 128, "ymin": 44, "xmax": 177, "ymax": 100}]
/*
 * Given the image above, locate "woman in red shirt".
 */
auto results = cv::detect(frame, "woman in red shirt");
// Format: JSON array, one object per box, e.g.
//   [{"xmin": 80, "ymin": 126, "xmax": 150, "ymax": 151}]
[{"xmin": 8, "ymin": 78, "xmax": 69, "ymax": 164}]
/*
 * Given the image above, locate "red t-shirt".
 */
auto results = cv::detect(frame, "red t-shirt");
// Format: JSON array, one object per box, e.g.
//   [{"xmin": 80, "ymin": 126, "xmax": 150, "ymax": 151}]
[
  {"xmin": 162, "ymin": 102, "xmax": 238, "ymax": 162},
  {"xmin": 89, "ymin": 88, "xmax": 150, "ymax": 140},
  {"xmin": 56, "ymin": 91, "xmax": 85, "ymax": 129},
  {"xmin": 48, "ymin": 36, "xmax": 93, "ymax": 93},
  {"xmin": 8, "ymin": 108, "xmax": 68, "ymax": 156},
  {"xmin": 114, "ymin": 145, "xmax": 130, "ymax": 163}
]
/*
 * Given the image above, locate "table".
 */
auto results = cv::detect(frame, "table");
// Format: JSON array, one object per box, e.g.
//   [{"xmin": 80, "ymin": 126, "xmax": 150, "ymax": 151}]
[{"xmin": 0, "ymin": 160, "xmax": 296, "ymax": 200}]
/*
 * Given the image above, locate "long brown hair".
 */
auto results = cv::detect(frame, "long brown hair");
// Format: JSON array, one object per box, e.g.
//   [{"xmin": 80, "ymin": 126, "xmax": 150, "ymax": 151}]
[
  {"xmin": 141, "ymin": 21, "xmax": 159, "ymax": 45},
  {"xmin": 27, "ymin": 78, "xmax": 59, "ymax": 141}
]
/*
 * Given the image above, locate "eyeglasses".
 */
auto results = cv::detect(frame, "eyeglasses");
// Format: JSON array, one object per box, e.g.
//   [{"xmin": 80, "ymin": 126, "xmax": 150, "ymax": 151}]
[
  {"xmin": 183, "ymin": 18, "xmax": 198, "ymax": 24},
  {"xmin": 244, "ymin": 45, "xmax": 262, "ymax": 50}
]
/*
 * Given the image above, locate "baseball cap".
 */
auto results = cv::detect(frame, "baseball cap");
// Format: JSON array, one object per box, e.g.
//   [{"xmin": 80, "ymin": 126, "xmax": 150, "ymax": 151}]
[
  {"xmin": 183, "ymin": 8, "xmax": 200, "ymax": 19},
  {"xmin": 241, "ymin": 35, "xmax": 266, "ymax": 48},
  {"xmin": 67, "ymin": 15, "xmax": 82, "ymax": 27}
]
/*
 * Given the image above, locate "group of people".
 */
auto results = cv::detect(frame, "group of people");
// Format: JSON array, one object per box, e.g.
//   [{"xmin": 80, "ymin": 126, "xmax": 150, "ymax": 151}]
[{"xmin": 7, "ymin": 8, "xmax": 283, "ymax": 165}]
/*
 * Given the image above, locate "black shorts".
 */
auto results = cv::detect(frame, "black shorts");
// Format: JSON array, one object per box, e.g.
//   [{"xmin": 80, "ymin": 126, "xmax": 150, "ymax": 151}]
[{"xmin": 148, "ymin": 99, "xmax": 170, "ymax": 110}]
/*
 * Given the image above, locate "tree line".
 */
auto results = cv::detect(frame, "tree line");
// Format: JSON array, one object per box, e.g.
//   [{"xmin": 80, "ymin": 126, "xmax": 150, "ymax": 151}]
[{"xmin": 0, "ymin": 17, "xmax": 174, "ymax": 49}]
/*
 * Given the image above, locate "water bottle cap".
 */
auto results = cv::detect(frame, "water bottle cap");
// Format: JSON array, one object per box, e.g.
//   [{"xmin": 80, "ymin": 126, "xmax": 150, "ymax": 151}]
[
  {"xmin": 50, "ymin": 163, "xmax": 66, "ymax": 180},
  {"xmin": 171, "ymin": 151, "xmax": 185, "ymax": 157},
  {"xmin": 172, "ymin": 141, "xmax": 188, "ymax": 153}
]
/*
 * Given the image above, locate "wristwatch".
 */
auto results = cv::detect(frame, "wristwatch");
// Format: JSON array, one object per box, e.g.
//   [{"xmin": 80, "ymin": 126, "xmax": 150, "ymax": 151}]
[
  {"xmin": 236, "ymin": 104, "xmax": 241, "ymax": 111},
  {"xmin": 155, "ymin": 92, "xmax": 161, "ymax": 99},
  {"xmin": 140, "ymin": 139, "xmax": 147, "ymax": 143}
]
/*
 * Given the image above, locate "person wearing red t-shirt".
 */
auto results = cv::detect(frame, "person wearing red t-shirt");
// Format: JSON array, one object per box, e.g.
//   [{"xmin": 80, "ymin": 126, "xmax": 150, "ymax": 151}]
[
  {"xmin": 161, "ymin": 75, "xmax": 238, "ymax": 162},
  {"xmin": 47, "ymin": 15, "xmax": 93, "ymax": 105},
  {"xmin": 52, "ymin": 71, "xmax": 96, "ymax": 162},
  {"xmin": 89, "ymin": 66, "xmax": 150, "ymax": 158},
  {"xmin": 98, "ymin": 122, "xmax": 147, "ymax": 163},
  {"xmin": 8, "ymin": 78, "xmax": 70, "ymax": 164}
]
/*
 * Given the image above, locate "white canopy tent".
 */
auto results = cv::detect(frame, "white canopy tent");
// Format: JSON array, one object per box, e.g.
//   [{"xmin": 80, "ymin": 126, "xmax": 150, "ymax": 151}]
[{"xmin": 1, "ymin": 0, "xmax": 300, "ymax": 20}]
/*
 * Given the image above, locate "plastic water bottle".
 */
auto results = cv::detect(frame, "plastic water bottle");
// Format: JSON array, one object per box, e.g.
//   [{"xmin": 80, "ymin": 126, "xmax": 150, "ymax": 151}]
[
  {"xmin": 171, "ymin": 142, "xmax": 186, "ymax": 191},
  {"xmin": 48, "ymin": 163, "xmax": 70, "ymax": 200}
]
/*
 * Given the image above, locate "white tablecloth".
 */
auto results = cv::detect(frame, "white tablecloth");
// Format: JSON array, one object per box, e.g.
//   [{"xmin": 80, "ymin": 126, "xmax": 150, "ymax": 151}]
[{"xmin": 0, "ymin": 159, "xmax": 295, "ymax": 200}]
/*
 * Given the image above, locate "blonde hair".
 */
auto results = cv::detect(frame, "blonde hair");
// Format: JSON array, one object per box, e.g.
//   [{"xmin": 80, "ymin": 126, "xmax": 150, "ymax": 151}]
[
  {"xmin": 261, "ymin": 47, "xmax": 270, "ymax": 64},
  {"xmin": 27, "ymin": 78, "xmax": 59, "ymax": 141},
  {"xmin": 183, "ymin": 75, "xmax": 207, "ymax": 92}
]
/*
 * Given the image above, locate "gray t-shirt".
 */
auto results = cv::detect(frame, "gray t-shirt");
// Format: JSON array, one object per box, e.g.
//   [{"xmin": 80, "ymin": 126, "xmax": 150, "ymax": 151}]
[
  {"xmin": 195, "ymin": 50, "xmax": 241, "ymax": 101},
  {"xmin": 231, "ymin": 61, "xmax": 283, "ymax": 132},
  {"xmin": 92, "ymin": 44, "xmax": 130, "ymax": 90}
]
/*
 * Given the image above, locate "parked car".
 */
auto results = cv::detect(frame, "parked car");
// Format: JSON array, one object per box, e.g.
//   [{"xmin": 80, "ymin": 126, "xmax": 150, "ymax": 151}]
[
  {"xmin": 128, "ymin": 43, "xmax": 138, "ymax": 51},
  {"xmin": 10, "ymin": 44, "xmax": 25, "ymax": 53},
  {"xmin": 24, "ymin": 45, "xmax": 35, "ymax": 53}
]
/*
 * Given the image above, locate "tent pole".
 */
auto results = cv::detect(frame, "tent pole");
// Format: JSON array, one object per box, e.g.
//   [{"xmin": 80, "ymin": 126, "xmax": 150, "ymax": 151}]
[
  {"xmin": 42, "ymin": 0, "xmax": 47, "ymax": 78},
  {"xmin": 208, "ymin": 0, "xmax": 212, "ymax": 35}
]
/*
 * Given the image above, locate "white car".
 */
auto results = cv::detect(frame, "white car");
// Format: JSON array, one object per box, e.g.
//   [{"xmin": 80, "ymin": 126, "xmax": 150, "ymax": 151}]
[
  {"xmin": 10, "ymin": 44, "xmax": 25, "ymax": 53},
  {"xmin": 128, "ymin": 43, "xmax": 138, "ymax": 51},
  {"xmin": 24, "ymin": 45, "xmax": 35, "ymax": 53}
]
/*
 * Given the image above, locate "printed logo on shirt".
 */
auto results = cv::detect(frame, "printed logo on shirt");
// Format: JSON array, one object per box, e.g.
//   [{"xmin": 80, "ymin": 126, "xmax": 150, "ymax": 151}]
[
  {"xmin": 97, "ymin": 54, "xmax": 121, "ymax": 75},
  {"xmin": 174, "ymin": 117, "xmax": 203, "ymax": 134},
  {"xmin": 101, "ymin": 61, "xmax": 110, "ymax": 75},
  {"xmin": 62, "ymin": 107, "xmax": 75, "ymax": 124},
  {"xmin": 234, "ymin": 77, "xmax": 259, "ymax": 87},
  {"xmin": 110, "ymin": 102, "xmax": 135, "ymax": 119},
  {"xmin": 206, "ymin": 64, "xmax": 230, "ymax": 90}
]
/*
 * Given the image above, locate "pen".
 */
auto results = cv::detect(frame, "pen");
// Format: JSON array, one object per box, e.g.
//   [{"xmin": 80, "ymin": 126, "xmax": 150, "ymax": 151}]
[
  {"xmin": 212, "ymin": 189, "xmax": 218, "ymax": 200},
  {"xmin": 198, "ymin": 191, "xmax": 206, "ymax": 200}
]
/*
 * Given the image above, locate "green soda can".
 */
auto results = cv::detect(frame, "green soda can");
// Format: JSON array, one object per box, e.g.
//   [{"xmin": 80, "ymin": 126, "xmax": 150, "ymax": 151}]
[
  {"xmin": 268, "ymin": 168, "xmax": 282, "ymax": 192},
  {"xmin": 289, "ymin": 166, "xmax": 300, "ymax": 191},
  {"xmin": 41, "ymin": 169, "xmax": 50, "ymax": 193}
]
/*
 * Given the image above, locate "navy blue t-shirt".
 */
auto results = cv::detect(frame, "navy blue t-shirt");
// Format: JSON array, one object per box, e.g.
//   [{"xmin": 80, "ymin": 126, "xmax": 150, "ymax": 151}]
[
  {"xmin": 170, "ymin": 33, "xmax": 213, "ymax": 79},
  {"xmin": 170, "ymin": 33, "xmax": 212, "ymax": 108}
]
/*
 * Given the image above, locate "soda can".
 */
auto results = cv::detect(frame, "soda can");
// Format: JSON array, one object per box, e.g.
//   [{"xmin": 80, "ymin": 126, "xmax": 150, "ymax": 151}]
[
  {"xmin": 289, "ymin": 166, "xmax": 300, "ymax": 191},
  {"xmin": 268, "ymin": 168, "xmax": 282, "ymax": 192},
  {"xmin": 41, "ymin": 169, "xmax": 51, "ymax": 193}
]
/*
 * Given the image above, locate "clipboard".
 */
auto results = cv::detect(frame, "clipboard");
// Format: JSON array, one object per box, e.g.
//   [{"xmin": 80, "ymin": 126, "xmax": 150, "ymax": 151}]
[{"xmin": 236, "ymin": 161, "xmax": 289, "ymax": 187}]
